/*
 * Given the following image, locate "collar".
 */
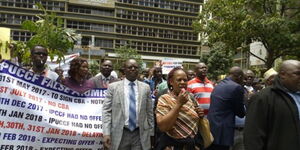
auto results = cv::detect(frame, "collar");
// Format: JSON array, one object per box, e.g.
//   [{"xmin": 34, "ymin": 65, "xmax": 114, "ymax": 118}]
[
  {"xmin": 195, "ymin": 77, "xmax": 210, "ymax": 83},
  {"xmin": 124, "ymin": 78, "xmax": 137, "ymax": 85},
  {"xmin": 100, "ymin": 74, "xmax": 111, "ymax": 81},
  {"xmin": 30, "ymin": 67, "xmax": 48, "ymax": 76}
]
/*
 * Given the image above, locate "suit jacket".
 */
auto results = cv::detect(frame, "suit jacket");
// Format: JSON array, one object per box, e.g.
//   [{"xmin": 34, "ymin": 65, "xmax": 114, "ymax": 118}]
[
  {"xmin": 102, "ymin": 80, "xmax": 154, "ymax": 150},
  {"xmin": 207, "ymin": 77, "xmax": 245, "ymax": 146},
  {"xmin": 91, "ymin": 74, "xmax": 119, "ymax": 89},
  {"xmin": 244, "ymin": 77, "xmax": 300, "ymax": 150}
]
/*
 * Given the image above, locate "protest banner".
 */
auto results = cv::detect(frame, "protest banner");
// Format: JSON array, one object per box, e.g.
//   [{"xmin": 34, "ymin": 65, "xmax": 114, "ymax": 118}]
[
  {"xmin": 0, "ymin": 60, "xmax": 104, "ymax": 150},
  {"xmin": 47, "ymin": 53, "xmax": 80, "ymax": 77},
  {"xmin": 161, "ymin": 59, "xmax": 183, "ymax": 74}
]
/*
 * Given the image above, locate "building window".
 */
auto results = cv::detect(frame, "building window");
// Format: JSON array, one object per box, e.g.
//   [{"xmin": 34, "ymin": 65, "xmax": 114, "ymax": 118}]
[
  {"xmin": 68, "ymin": 5, "xmax": 114, "ymax": 16},
  {"xmin": 117, "ymin": 0, "xmax": 200, "ymax": 13},
  {"xmin": 116, "ymin": 9, "xmax": 195, "ymax": 27},
  {"xmin": 115, "ymin": 39, "xmax": 197, "ymax": 55},
  {"xmin": 0, "ymin": 13, "xmax": 37, "ymax": 25},
  {"xmin": 115, "ymin": 24, "xmax": 197, "ymax": 41},
  {"xmin": 11, "ymin": 30, "xmax": 33, "ymax": 42},
  {"xmin": 0, "ymin": 0, "xmax": 65, "ymax": 11},
  {"xmin": 66, "ymin": 20, "xmax": 114, "ymax": 33}
]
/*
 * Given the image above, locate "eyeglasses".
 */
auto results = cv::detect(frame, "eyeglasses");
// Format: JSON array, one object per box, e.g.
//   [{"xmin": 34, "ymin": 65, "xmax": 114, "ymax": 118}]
[
  {"xmin": 34, "ymin": 52, "xmax": 48, "ymax": 56},
  {"xmin": 126, "ymin": 66, "xmax": 139, "ymax": 69}
]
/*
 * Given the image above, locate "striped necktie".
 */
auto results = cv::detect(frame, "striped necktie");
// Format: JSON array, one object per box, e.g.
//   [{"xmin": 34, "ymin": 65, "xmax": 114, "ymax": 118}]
[{"xmin": 128, "ymin": 82, "xmax": 137, "ymax": 131}]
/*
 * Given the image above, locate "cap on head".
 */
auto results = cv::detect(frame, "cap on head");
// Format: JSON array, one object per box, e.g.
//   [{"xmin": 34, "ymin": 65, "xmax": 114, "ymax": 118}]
[{"xmin": 264, "ymin": 68, "xmax": 277, "ymax": 81}]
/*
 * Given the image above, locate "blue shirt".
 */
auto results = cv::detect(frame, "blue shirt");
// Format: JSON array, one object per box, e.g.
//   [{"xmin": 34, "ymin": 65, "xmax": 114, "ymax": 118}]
[
  {"xmin": 235, "ymin": 104, "xmax": 247, "ymax": 127},
  {"xmin": 287, "ymin": 91, "xmax": 300, "ymax": 120}
]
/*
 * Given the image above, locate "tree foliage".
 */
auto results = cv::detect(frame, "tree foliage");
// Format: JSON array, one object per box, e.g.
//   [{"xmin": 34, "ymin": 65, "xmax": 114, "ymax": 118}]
[
  {"xmin": 10, "ymin": 41, "xmax": 31, "ymax": 65},
  {"xmin": 114, "ymin": 45, "xmax": 143, "ymax": 69},
  {"xmin": 89, "ymin": 60, "xmax": 100, "ymax": 76},
  {"xmin": 194, "ymin": 0, "xmax": 300, "ymax": 68},
  {"xmin": 202, "ymin": 42, "xmax": 233, "ymax": 81},
  {"xmin": 19, "ymin": 3, "xmax": 79, "ymax": 63}
]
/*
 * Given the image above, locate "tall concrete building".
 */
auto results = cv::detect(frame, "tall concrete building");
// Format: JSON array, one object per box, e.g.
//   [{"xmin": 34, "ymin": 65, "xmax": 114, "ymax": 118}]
[{"xmin": 0, "ymin": 0, "xmax": 203, "ymax": 67}]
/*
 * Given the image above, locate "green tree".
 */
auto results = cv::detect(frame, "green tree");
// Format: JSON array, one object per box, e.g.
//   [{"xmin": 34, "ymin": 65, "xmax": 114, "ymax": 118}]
[
  {"xmin": 19, "ymin": 3, "xmax": 79, "ymax": 63},
  {"xmin": 202, "ymin": 42, "xmax": 233, "ymax": 81},
  {"xmin": 89, "ymin": 60, "xmax": 100, "ymax": 76},
  {"xmin": 114, "ymin": 45, "xmax": 143, "ymax": 69},
  {"xmin": 194, "ymin": 0, "xmax": 300, "ymax": 69},
  {"xmin": 10, "ymin": 41, "xmax": 31, "ymax": 65}
]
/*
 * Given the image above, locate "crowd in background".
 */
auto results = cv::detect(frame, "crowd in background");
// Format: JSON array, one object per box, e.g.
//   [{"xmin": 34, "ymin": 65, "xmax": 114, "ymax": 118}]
[{"xmin": 1, "ymin": 45, "xmax": 299, "ymax": 150}]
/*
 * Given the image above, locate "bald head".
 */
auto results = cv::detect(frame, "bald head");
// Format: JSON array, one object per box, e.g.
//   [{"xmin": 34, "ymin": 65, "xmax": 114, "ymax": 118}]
[
  {"xmin": 186, "ymin": 69, "xmax": 196, "ymax": 80},
  {"xmin": 278, "ymin": 60, "xmax": 300, "ymax": 92},
  {"xmin": 229, "ymin": 66, "xmax": 244, "ymax": 84},
  {"xmin": 246, "ymin": 70, "xmax": 254, "ymax": 75},
  {"xmin": 101, "ymin": 60, "xmax": 113, "ymax": 77},
  {"xmin": 279, "ymin": 60, "xmax": 300, "ymax": 73},
  {"xmin": 229, "ymin": 66, "xmax": 243, "ymax": 75},
  {"xmin": 124, "ymin": 59, "xmax": 139, "ymax": 82}
]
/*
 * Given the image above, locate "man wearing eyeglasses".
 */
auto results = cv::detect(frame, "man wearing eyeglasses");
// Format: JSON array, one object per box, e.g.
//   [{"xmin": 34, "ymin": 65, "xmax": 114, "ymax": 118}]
[
  {"xmin": 102, "ymin": 59, "xmax": 154, "ymax": 150},
  {"xmin": 30, "ymin": 45, "xmax": 59, "ymax": 81}
]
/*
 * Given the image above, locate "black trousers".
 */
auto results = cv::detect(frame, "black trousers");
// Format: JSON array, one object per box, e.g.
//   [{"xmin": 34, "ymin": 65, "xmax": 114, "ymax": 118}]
[
  {"xmin": 205, "ymin": 144, "xmax": 230, "ymax": 150},
  {"xmin": 155, "ymin": 132, "xmax": 204, "ymax": 150}
]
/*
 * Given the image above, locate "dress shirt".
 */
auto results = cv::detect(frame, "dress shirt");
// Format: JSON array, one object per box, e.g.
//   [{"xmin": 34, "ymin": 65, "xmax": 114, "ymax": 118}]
[
  {"xmin": 30, "ymin": 68, "xmax": 59, "ymax": 81},
  {"xmin": 124, "ymin": 78, "xmax": 139, "ymax": 127},
  {"xmin": 287, "ymin": 91, "xmax": 300, "ymax": 120},
  {"xmin": 100, "ymin": 74, "xmax": 111, "ymax": 88},
  {"xmin": 244, "ymin": 85, "xmax": 255, "ymax": 93}
]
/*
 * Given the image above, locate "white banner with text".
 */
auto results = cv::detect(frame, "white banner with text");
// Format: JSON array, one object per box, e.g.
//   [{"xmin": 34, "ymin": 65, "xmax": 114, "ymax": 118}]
[{"xmin": 0, "ymin": 60, "xmax": 105, "ymax": 150}]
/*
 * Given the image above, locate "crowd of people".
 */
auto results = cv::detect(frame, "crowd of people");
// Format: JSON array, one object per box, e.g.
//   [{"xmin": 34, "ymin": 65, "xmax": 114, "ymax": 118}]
[{"xmin": 1, "ymin": 45, "xmax": 300, "ymax": 150}]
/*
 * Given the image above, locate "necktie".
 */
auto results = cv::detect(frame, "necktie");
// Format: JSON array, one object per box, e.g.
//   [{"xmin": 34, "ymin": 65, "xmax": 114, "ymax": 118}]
[
  {"xmin": 128, "ymin": 82, "xmax": 137, "ymax": 131},
  {"xmin": 103, "ymin": 78, "xmax": 109, "ymax": 88}
]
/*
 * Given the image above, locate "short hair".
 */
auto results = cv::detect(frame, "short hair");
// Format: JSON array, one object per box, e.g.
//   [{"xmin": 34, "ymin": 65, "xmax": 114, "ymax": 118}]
[
  {"xmin": 101, "ymin": 59, "xmax": 112, "ymax": 65},
  {"xmin": 167, "ymin": 67, "xmax": 184, "ymax": 90},
  {"xmin": 30, "ymin": 45, "xmax": 47, "ymax": 53},
  {"xmin": 68, "ymin": 57, "xmax": 88, "ymax": 79}
]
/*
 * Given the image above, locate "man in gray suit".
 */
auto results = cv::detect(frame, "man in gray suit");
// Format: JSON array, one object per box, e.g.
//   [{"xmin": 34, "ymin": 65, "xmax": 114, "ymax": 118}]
[
  {"xmin": 102, "ymin": 59, "xmax": 154, "ymax": 150},
  {"xmin": 91, "ymin": 60, "xmax": 118, "ymax": 88}
]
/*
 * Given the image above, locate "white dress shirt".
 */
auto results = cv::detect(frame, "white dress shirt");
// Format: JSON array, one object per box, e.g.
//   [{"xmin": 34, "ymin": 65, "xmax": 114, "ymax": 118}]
[{"xmin": 124, "ymin": 78, "xmax": 139, "ymax": 127}]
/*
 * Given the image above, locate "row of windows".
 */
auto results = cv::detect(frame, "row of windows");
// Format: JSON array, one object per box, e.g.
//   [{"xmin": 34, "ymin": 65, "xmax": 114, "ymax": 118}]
[
  {"xmin": 117, "ymin": 0, "xmax": 200, "ymax": 13},
  {"xmin": 0, "ymin": 0, "xmax": 65, "ymax": 11},
  {"xmin": 81, "ymin": 37, "xmax": 113, "ymax": 48},
  {"xmin": 68, "ymin": 5, "xmax": 114, "ymax": 17},
  {"xmin": 10, "ymin": 31, "xmax": 197, "ymax": 55},
  {"xmin": 116, "ymin": 9, "xmax": 193, "ymax": 26},
  {"xmin": 0, "ymin": 13, "xmax": 37, "ymax": 24},
  {"xmin": 116, "ymin": 25, "xmax": 197, "ymax": 41},
  {"xmin": 11, "ymin": 30, "xmax": 33, "ymax": 41},
  {"xmin": 66, "ymin": 20, "xmax": 114, "ymax": 32},
  {"xmin": 116, "ymin": 40, "xmax": 198, "ymax": 55}
]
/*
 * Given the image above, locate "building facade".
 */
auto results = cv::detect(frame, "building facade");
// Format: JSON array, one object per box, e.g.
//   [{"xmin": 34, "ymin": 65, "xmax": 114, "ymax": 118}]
[{"xmin": 0, "ymin": 0, "xmax": 203, "ymax": 68}]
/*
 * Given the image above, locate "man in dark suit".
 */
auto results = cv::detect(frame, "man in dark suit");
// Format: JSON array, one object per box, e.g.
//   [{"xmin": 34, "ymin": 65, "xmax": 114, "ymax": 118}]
[
  {"xmin": 102, "ymin": 59, "xmax": 154, "ymax": 150},
  {"xmin": 244, "ymin": 60, "xmax": 300, "ymax": 150},
  {"xmin": 207, "ymin": 66, "xmax": 245, "ymax": 150},
  {"xmin": 91, "ymin": 60, "xmax": 118, "ymax": 88}
]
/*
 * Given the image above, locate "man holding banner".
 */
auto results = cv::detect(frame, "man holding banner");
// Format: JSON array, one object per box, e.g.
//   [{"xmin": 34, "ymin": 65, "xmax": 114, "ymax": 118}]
[
  {"xmin": 102, "ymin": 59, "xmax": 154, "ymax": 150},
  {"xmin": 30, "ymin": 45, "xmax": 59, "ymax": 81}
]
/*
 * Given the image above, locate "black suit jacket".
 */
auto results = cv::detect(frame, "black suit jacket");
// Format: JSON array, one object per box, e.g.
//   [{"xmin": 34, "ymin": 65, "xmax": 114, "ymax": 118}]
[{"xmin": 207, "ymin": 77, "xmax": 245, "ymax": 146}]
